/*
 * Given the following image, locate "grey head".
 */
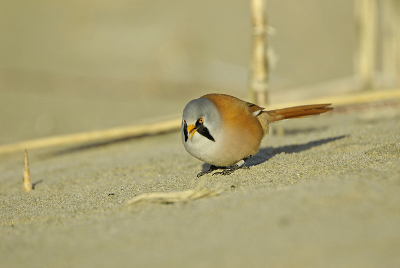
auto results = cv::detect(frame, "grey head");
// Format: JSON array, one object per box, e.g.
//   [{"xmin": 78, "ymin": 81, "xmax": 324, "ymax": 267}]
[{"xmin": 181, "ymin": 97, "xmax": 222, "ymax": 159}]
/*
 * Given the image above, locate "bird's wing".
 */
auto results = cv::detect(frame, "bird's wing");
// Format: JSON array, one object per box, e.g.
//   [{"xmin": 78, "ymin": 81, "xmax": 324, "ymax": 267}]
[{"xmin": 246, "ymin": 102, "xmax": 264, "ymax": 116}]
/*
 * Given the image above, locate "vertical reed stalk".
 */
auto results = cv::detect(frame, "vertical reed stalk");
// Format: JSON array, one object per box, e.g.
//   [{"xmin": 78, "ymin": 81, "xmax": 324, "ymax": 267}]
[
  {"xmin": 249, "ymin": 0, "xmax": 269, "ymax": 106},
  {"xmin": 354, "ymin": 0, "xmax": 378, "ymax": 90},
  {"xmin": 23, "ymin": 149, "xmax": 33, "ymax": 192},
  {"xmin": 381, "ymin": 0, "xmax": 398, "ymax": 86},
  {"xmin": 393, "ymin": 0, "xmax": 400, "ymax": 85}
]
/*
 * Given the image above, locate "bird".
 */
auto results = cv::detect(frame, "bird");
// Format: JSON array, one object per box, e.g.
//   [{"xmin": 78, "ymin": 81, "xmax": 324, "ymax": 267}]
[{"xmin": 181, "ymin": 93, "xmax": 333, "ymax": 177}]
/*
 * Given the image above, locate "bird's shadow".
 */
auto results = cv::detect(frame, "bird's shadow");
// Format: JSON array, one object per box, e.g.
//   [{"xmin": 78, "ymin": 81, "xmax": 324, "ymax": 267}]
[{"xmin": 201, "ymin": 135, "xmax": 347, "ymax": 171}]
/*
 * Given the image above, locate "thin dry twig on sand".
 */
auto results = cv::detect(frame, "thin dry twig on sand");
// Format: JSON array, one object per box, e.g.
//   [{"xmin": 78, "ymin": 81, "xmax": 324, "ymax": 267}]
[
  {"xmin": 127, "ymin": 179, "xmax": 223, "ymax": 205},
  {"xmin": 23, "ymin": 149, "xmax": 33, "ymax": 192}
]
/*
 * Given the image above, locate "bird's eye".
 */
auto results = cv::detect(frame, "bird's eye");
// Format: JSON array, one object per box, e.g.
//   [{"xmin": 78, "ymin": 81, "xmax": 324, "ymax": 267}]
[{"xmin": 198, "ymin": 118, "xmax": 204, "ymax": 124}]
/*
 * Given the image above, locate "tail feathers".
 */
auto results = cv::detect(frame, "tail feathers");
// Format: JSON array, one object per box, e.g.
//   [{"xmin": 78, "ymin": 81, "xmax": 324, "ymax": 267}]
[{"xmin": 265, "ymin": 104, "xmax": 333, "ymax": 122}]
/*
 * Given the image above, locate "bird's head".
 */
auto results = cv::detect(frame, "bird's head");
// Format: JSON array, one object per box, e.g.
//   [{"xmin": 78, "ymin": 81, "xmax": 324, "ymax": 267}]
[{"xmin": 181, "ymin": 97, "xmax": 221, "ymax": 145}]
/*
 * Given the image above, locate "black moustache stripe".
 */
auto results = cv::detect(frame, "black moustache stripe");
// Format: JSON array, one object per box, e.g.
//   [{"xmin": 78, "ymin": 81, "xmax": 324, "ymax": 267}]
[
  {"xmin": 197, "ymin": 125, "xmax": 215, "ymax": 142},
  {"xmin": 183, "ymin": 121, "xmax": 188, "ymax": 142}
]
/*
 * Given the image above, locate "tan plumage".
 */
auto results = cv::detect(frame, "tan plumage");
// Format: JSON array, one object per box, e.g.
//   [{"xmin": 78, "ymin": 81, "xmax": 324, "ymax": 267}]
[
  {"xmin": 202, "ymin": 94, "xmax": 264, "ymax": 166},
  {"xmin": 182, "ymin": 94, "xmax": 333, "ymax": 176}
]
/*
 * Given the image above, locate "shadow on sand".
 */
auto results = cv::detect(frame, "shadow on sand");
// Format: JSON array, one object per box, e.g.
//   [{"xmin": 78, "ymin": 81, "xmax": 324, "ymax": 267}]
[{"xmin": 201, "ymin": 135, "xmax": 347, "ymax": 171}]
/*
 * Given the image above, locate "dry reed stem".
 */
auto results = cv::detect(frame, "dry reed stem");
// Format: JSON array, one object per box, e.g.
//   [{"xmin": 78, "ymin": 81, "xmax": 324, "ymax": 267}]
[
  {"xmin": 265, "ymin": 87, "xmax": 400, "ymax": 110},
  {"xmin": 23, "ymin": 149, "xmax": 33, "ymax": 192},
  {"xmin": 0, "ymin": 118, "xmax": 181, "ymax": 155},
  {"xmin": 354, "ymin": 0, "xmax": 378, "ymax": 90},
  {"xmin": 394, "ymin": 0, "xmax": 400, "ymax": 84},
  {"xmin": 127, "ymin": 179, "xmax": 223, "ymax": 205},
  {"xmin": 249, "ymin": 0, "xmax": 269, "ymax": 106},
  {"xmin": 381, "ymin": 0, "xmax": 397, "ymax": 85},
  {"xmin": 1, "ymin": 88, "xmax": 400, "ymax": 155}
]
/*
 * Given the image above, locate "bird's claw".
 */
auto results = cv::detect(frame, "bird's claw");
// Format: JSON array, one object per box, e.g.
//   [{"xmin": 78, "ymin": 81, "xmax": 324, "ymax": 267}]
[
  {"xmin": 197, "ymin": 165, "xmax": 219, "ymax": 178},
  {"xmin": 212, "ymin": 169, "xmax": 236, "ymax": 176},
  {"xmin": 212, "ymin": 164, "xmax": 248, "ymax": 176},
  {"xmin": 197, "ymin": 163, "xmax": 248, "ymax": 177}
]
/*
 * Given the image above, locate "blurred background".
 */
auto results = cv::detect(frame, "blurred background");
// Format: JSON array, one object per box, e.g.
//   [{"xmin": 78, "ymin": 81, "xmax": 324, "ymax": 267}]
[{"xmin": 0, "ymin": 0, "xmax": 398, "ymax": 144}]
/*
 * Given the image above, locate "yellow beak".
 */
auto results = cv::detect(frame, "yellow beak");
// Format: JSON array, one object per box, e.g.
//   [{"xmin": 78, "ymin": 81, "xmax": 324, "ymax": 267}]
[{"xmin": 187, "ymin": 124, "xmax": 197, "ymax": 139}]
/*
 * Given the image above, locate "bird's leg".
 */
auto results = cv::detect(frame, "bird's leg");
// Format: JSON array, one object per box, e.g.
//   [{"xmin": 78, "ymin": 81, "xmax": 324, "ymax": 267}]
[
  {"xmin": 197, "ymin": 165, "xmax": 220, "ymax": 178},
  {"xmin": 212, "ymin": 159, "xmax": 249, "ymax": 176},
  {"xmin": 212, "ymin": 165, "xmax": 240, "ymax": 176},
  {"xmin": 239, "ymin": 158, "xmax": 250, "ymax": 170}
]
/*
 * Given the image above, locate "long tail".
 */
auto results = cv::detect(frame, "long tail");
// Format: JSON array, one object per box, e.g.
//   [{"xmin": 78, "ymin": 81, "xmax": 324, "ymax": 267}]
[{"xmin": 265, "ymin": 104, "xmax": 333, "ymax": 122}]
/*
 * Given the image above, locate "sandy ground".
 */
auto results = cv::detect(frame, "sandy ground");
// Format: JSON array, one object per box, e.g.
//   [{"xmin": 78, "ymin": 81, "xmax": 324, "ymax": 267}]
[
  {"xmin": 1, "ymin": 101, "xmax": 400, "ymax": 268},
  {"xmin": 1, "ymin": 1, "xmax": 398, "ymax": 266}
]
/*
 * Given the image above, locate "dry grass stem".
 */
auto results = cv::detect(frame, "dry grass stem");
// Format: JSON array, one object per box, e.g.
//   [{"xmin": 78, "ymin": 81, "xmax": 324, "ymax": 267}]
[
  {"xmin": 381, "ymin": 0, "xmax": 397, "ymax": 85},
  {"xmin": 394, "ymin": 0, "xmax": 400, "ymax": 84},
  {"xmin": 23, "ymin": 149, "xmax": 33, "ymax": 192},
  {"xmin": 127, "ymin": 180, "xmax": 223, "ymax": 205},
  {"xmin": 381, "ymin": 0, "xmax": 400, "ymax": 86},
  {"xmin": 265, "ymin": 87, "xmax": 400, "ymax": 110},
  {"xmin": 354, "ymin": 0, "xmax": 378, "ymax": 90},
  {"xmin": 0, "ymin": 118, "xmax": 181, "ymax": 155},
  {"xmin": 1, "ymin": 88, "xmax": 400, "ymax": 156},
  {"xmin": 249, "ymin": 0, "xmax": 269, "ymax": 106}
]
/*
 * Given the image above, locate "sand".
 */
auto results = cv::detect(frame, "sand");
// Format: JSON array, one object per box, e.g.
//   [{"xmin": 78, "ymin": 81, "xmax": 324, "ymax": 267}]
[
  {"xmin": 1, "ymin": 103, "xmax": 400, "ymax": 268},
  {"xmin": 1, "ymin": 1, "xmax": 398, "ymax": 266}
]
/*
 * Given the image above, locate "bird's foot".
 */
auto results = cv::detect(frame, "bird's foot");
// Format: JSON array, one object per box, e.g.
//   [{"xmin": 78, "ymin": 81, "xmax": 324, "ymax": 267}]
[
  {"xmin": 197, "ymin": 165, "xmax": 220, "ymax": 178},
  {"xmin": 197, "ymin": 160, "xmax": 249, "ymax": 177},
  {"xmin": 212, "ymin": 164, "xmax": 248, "ymax": 176}
]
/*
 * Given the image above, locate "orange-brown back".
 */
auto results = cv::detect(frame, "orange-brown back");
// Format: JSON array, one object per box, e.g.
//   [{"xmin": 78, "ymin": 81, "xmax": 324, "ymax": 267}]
[{"xmin": 201, "ymin": 94, "xmax": 265, "ymax": 162}]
